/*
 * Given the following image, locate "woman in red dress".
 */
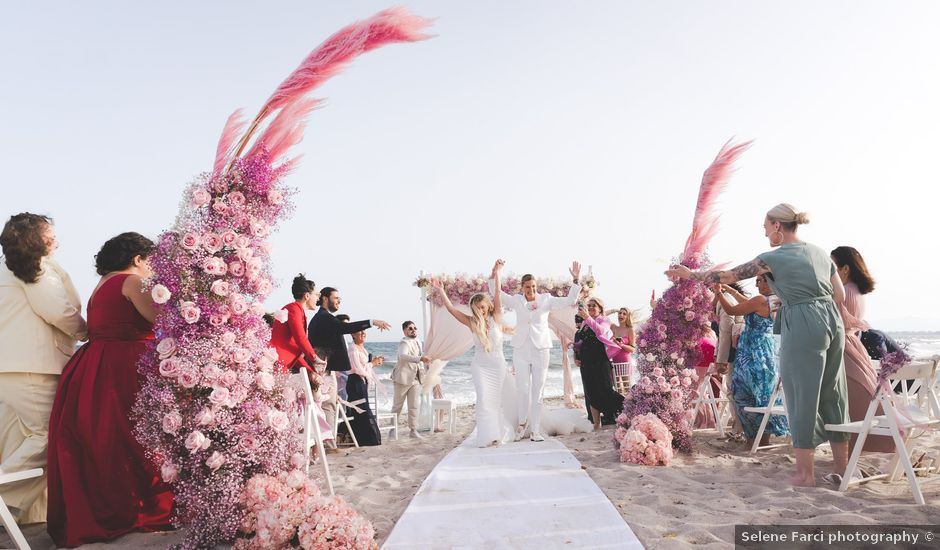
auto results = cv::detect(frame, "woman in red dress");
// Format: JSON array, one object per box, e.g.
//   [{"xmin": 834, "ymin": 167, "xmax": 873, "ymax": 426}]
[
  {"xmin": 47, "ymin": 232, "xmax": 173, "ymax": 547},
  {"xmin": 269, "ymin": 273, "xmax": 318, "ymax": 373}
]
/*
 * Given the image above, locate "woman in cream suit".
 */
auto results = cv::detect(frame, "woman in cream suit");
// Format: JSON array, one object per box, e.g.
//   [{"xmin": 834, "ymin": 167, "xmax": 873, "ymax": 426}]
[{"xmin": 0, "ymin": 213, "xmax": 87, "ymax": 524}]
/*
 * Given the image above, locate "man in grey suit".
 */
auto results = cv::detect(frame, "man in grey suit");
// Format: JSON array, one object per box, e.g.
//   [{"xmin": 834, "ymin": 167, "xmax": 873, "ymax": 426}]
[{"xmin": 393, "ymin": 321, "xmax": 431, "ymax": 438}]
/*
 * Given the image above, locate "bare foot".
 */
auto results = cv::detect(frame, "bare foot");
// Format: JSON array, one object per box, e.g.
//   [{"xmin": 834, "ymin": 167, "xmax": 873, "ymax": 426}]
[
  {"xmin": 788, "ymin": 474, "xmax": 816, "ymax": 487},
  {"xmin": 593, "ymin": 424, "xmax": 602, "ymax": 432}
]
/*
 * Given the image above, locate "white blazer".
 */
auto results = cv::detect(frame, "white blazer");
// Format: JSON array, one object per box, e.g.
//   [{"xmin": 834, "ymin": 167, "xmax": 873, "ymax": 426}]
[
  {"xmin": 490, "ymin": 278, "xmax": 581, "ymax": 350},
  {"xmin": 393, "ymin": 337, "xmax": 425, "ymax": 386},
  {"xmin": 0, "ymin": 258, "xmax": 87, "ymax": 374}
]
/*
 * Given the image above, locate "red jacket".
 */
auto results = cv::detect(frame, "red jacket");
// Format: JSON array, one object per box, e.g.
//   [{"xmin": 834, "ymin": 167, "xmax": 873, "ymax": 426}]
[{"xmin": 269, "ymin": 302, "xmax": 317, "ymax": 372}]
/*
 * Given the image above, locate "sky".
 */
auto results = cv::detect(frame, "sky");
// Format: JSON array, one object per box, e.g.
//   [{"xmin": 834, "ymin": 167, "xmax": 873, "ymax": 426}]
[{"xmin": 2, "ymin": 1, "xmax": 939, "ymax": 340}]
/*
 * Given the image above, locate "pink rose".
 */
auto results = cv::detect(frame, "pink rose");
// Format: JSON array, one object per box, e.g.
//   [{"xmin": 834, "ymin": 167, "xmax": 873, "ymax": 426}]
[
  {"xmin": 185, "ymin": 430, "xmax": 211, "ymax": 453},
  {"xmin": 210, "ymin": 279, "xmax": 230, "ymax": 297},
  {"xmin": 651, "ymin": 367, "xmax": 664, "ymax": 377},
  {"xmin": 156, "ymin": 337, "xmax": 177, "ymax": 359},
  {"xmin": 656, "ymin": 376, "xmax": 667, "ymax": 385},
  {"xmin": 228, "ymin": 261, "xmax": 245, "ymax": 277},
  {"xmin": 236, "ymin": 246, "xmax": 253, "ymax": 262},
  {"xmin": 230, "ymin": 296, "xmax": 248, "ymax": 315},
  {"xmin": 658, "ymin": 382, "xmax": 671, "ymax": 393},
  {"xmin": 195, "ymin": 407, "xmax": 215, "ymax": 427},
  {"xmin": 263, "ymin": 347, "xmax": 279, "ymax": 363},
  {"xmin": 181, "ymin": 233, "xmax": 200, "ymax": 251},
  {"xmin": 290, "ymin": 452, "xmax": 306, "ymax": 470},
  {"xmin": 221, "ymin": 230, "xmax": 237, "ymax": 246},
  {"xmin": 677, "ymin": 357, "xmax": 686, "ymax": 366},
  {"xmin": 203, "ymin": 233, "xmax": 223, "ymax": 254},
  {"xmin": 250, "ymin": 219, "xmax": 269, "ymax": 238},
  {"xmin": 246, "ymin": 258, "xmax": 263, "ymax": 279},
  {"xmin": 209, "ymin": 349, "xmax": 225, "ymax": 362},
  {"xmin": 235, "ymin": 235, "xmax": 251, "ymax": 249},
  {"xmin": 256, "ymin": 371, "xmax": 275, "ymax": 391},
  {"xmin": 161, "ymin": 461, "xmax": 178, "ymax": 483},
  {"xmin": 681, "ymin": 377, "xmax": 692, "ymax": 387},
  {"xmin": 267, "ymin": 189, "xmax": 284, "ymax": 205},
  {"xmin": 211, "ymin": 198, "xmax": 229, "ymax": 216},
  {"xmin": 180, "ymin": 301, "xmax": 201, "ymax": 324},
  {"xmin": 203, "ymin": 364, "xmax": 223, "ymax": 381},
  {"xmin": 162, "ymin": 411, "xmax": 183, "ymax": 434},
  {"xmin": 206, "ymin": 451, "xmax": 225, "ymax": 471},
  {"xmin": 258, "ymin": 241, "xmax": 272, "ymax": 255},
  {"xmin": 682, "ymin": 297, "xmax": 694, "ymax": 309},
  {"xmin": 177, "ymin": 368, "xmax": 199, "ymax": 388},
  {"xmin": 256, "ymin": 356, "xmax": 274, "ymax": 373},
  {"xmin": 286, "ymin": 469, "xmax": 306, "ymax": 489},
  {"xmin": 273, "ymin": 309, "xmax": 289, "ymax": 323},
  {"xmin": 240, "ymin": 435, "xmax": 260, "ymax": 452},
  {"xmin": 210, "ymin": 176, "xmax": 228, "ymax": 193},
  {"xmin": 228, "ymin": 191, "xmax": 246, "ymax": 207},
  {"xmin": 266, "ymin": 409, "xmax": 289, "ymax": 431},
  {"xmin": 151, "ymin": 284, "xmax": 171, "ymax": 304},
  {"xmin": 192, "ymin": 188, "xmax": 211, "ymax": 206},
  {"xmin": 669, "ymin": 376, "xmax": 680, "ymax": 387},
  {"xmin": 671, "ymin": 389, "xmax": 683, "ymax": 400},
  {"xmin": 209, "ymin": 386, "xmax": 230, "ymax": 407},
  {"xmin": 249, "ymin": 302, "xmax": 265, "ymax": 316},
  {"xmin": 255, "ymin": 278, "xmax": 272, "ymax": 296},
  {"xmin": 159, "ymin": 358, "xmax": 181, "ymax": 378},
  {"xmin": 230, "ymin": 387, "xmax": 248, "ymax": 405},
  {"xmin": 684, "ymin": 310, "xmax": 696, "ymax": 322},
  {"xmin": 221, "ymin": 332, "xmax": 237, "ymax": 347},
  {"xmin": 221, "ymin": 369, "xmax": 239, "ymax": 387},
  {"xmin": 208, "ymin": 314, "xmax": 227, "ymax": 327}
]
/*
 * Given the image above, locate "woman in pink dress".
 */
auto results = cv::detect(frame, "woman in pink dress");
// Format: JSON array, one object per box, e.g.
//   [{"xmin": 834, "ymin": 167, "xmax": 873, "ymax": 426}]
[
  {"xmin": 831, "ymin": 246, "xmax": 893, "ymax": 453},
  {"xmin": 608, "ymin": 307, "xmax": 636, "ymax": 381},
  {"xmin": 47, "ymin": 233, "xmax": 173, "ymax": 547},
  {"xmin": 691, "ymin": 327, "xmax": 718, "ymax": 428}
]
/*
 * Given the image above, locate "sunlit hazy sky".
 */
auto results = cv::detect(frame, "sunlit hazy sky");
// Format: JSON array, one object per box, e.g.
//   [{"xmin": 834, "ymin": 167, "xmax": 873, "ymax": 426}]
[{"xmin": 3, "ymin": 1, "xmax": 938, "ymax": 340}]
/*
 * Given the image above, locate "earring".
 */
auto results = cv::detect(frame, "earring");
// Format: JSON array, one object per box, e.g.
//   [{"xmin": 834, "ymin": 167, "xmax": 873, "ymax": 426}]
[{"xmin": 769, "ymin": 230, "xmax": 784, "ymax": 246}]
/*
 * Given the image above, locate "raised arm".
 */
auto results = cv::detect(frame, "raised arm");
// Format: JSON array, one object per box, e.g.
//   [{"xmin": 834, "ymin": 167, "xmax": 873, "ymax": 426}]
[
  {"xmin": 431, "ymin": 278, "xmax": 471, "ymax": 327},
  {"xmin": 666, "ymin": 257, "xmax": 769, "ymax": 285},
  {"xmin": 491, "ymin": 259, "xmax": 504, "ymax": 320},
  {"xmin": 719, "ymin": 283, "xmax": 748, "ymax": 303},
  {"xmin": 717, "ymin": 292, "xmax": 769, "ymax": 317},
  {"xmin": 548, "ymin": 260, "xmax": 583, "ymax": 310}
]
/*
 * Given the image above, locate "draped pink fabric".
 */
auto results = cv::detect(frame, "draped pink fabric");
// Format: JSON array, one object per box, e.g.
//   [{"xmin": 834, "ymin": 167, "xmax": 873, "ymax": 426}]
[{"xmin": 421, "ymin": 304, "xmax": 474, "ymax": 392}]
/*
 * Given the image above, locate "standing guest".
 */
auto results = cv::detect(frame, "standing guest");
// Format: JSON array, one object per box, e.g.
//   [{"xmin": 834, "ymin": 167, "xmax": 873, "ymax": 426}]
[
  {"xmin": 47, "ymin": 232, "xmax": 173, "ymax": 546},
  {"xmin": 831, "ymin": 246, "xmax": 893, "ymax": 453},
  {"xmin": 0, "ymin": 213, "xmax": 87, "ymax": 524},
  {"xmin": 269, "ymin": 274, "xmax": 318, "ymax": 373},
  {"xmin": 690, "ymin": 326, "xmax": 719, "ymax": 429},
  {"xmin": 716, "ymin": 276, "xmax": 789, "ymax": 449},
  {"xmin": 394, "ymin": 321, "xmax": 430, "ymax": 438},
  {"xmin": 345, "ymin": 329, "xmax": 383, "ymax": 446},
  {"xmin": 609, "ymin": 307, "xmax": 637, "ymax": 385},
  {"xmin": 307, "ymin": 287, "xmax": 390, "ymax": 372},
  {"xmin": 667, "ymin": 203, "xmax": 848, "ymax": 487},
  {"xmin": 712, "ymin": 283, "xmax": 746, "ymax": 436},
  {"xmin": 491, "ymin": 261, "xmax": 582, "ymax": 442},
  {"xmin": 575, "ymin": 298, "xmax": 626, "ymax": 431}
]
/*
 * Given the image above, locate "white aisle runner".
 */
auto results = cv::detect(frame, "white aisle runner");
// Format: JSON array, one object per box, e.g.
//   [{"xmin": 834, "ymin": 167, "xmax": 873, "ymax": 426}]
[{"xmin": 382, "ymin": 438, "xmax": 643, "ymax": 549}]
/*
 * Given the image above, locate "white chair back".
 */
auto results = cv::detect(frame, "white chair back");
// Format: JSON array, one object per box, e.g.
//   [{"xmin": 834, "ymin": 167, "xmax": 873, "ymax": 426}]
[{"xmin": 0, "ymin": 468, "xmax": 43, "ymax": 550}]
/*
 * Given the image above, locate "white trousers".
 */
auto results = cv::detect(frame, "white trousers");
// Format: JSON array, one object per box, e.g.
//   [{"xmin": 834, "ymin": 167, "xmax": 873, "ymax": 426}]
[
  {"xmin": 0, "ymin": 372, "xmax": 59, "ymax": 524},
  {"xmin": 392, "ymin": 382, "xmax": 420, "ymax": 430},
  {"xmin": 513, "ymin": 344, "xmax": 550, "ymax": 435}
]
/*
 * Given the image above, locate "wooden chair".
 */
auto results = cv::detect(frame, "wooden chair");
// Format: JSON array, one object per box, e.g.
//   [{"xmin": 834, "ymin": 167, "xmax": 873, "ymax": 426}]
[
  {"xmin": 825, "ymin": 356, "xmax": 940, "ymax": 504},
  {"xmin": 0, "ymin": 468, "xmax": 43, "ymax": 550}
]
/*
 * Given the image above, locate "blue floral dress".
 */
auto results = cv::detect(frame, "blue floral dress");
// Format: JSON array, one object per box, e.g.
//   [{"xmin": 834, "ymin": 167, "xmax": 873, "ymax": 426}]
[{"xmin": 732, "ymin": 306, "xmax": 789, "ymax": 439}]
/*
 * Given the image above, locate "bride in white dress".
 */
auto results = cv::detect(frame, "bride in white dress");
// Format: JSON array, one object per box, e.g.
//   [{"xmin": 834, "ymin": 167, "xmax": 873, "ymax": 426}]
[{"xmin": 431, "ymin": 262, "xmax": 515, "ymax": 447}]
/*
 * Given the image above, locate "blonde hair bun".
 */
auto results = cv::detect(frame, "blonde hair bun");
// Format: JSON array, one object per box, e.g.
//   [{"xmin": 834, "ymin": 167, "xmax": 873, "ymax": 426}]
[
  {"xmin": 794, "ymin": 211, "xmax": 810, "ymax": 224},
  {"xmin": 768, "ymin": 203, "xmax": 809, "ymax": 225}
]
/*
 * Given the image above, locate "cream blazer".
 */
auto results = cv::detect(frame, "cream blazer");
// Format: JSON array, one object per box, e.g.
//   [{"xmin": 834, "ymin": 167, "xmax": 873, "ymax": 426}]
[
  {"xmin": 490, "ymin": 278, "xmax": 582, "ymax": 350},
  {"xmin": 0, "ymin": 258, "xmax": 87, "ymax": 374},
  {"xmin": 393, "ymin": 337, "xmax": 425, "ymax": 386}
]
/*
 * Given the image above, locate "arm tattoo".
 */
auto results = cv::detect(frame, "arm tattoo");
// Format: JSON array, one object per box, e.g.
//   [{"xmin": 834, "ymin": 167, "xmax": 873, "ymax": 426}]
[{"xmin": 715, "ymin": 258, "xmax": 768, "ymax": 283}]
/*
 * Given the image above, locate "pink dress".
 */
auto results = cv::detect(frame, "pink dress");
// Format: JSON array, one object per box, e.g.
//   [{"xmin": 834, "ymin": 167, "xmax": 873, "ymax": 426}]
[
  {"xmin": 840, "ymin": 283, "xmax": 893, "ymax": 453},
  {"xmin": 692, "ymin": 337, "xmax": 719, "ymax": 429}
]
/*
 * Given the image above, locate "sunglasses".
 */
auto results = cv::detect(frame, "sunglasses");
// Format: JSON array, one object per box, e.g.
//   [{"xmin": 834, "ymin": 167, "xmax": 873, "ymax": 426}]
[{"xmin": 407, "ymin": 327, "xmax": 417, "ymax": 330}]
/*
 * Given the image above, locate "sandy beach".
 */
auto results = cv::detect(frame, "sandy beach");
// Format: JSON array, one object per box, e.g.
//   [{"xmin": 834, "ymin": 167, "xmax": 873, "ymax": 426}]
[{"xmin": 9, "ymin": 396, "xmax": 939, "ymax": 549}]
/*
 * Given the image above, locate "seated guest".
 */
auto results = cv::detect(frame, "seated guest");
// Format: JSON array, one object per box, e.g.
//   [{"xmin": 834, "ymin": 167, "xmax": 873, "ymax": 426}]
[
  {"xmin": 47, "ymin": 232, "xmax": 173, "ymax": 547},
  {"xmin": 343, "ymin": 329, "xmax": 384, "ymax": 446},
  {"xmin": 0, "ymin": 213, "xmax": 87, "ymax": 524},
  {"xmin": 715, "ymin": 275, "xmax": 789, "ymax": 448},
  {"xmin": 609, "ymin": 307, "xmax": 637, "ymax": 385},
  {"xmin": 269, "ymin": 274, "xmax": 318, "ymax": 373},
  {"xmin": 690, "ymin": 325, "xmax": 719, "ymax": 429},
  {"xmin": 831, "ymin": 246, "xmax": 893, "ymax": 452},
  {"xmin": 575, "ymin": 298, "xmax": 625, "ymax": 430}
]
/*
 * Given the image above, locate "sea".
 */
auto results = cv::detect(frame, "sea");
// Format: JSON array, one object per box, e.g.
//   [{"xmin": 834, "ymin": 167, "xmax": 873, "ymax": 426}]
[{"xmin": 364, "ymin": 331, "xmax": 940, "ymax": 409}]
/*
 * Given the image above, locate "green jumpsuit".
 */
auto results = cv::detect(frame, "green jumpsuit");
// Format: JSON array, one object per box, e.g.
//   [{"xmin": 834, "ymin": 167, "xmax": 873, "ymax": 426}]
[{"xmin": 758, "ymin": 242, "xmax": 848, "ymax": 449}]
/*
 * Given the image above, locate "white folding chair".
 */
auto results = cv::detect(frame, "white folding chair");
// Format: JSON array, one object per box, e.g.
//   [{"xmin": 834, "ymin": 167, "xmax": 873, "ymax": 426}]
[
  {"xmin": 290, "ymin": 372, "xmax": 335, "ymax": 496},
  {"xmin": 689, "ymin": 364, "xmax": 732, "ymax": 437},
  {"xmin": 611, "ymin": 362, "xmax": 632, "ymax": 396},
  {"xmin": 826, "ymin": 356, "xmax": 940, "ymax": 505},
  {"xmin": 371, "ymin": 380, "xmax": 399, "ymax": 441},
  {"xmin": 743, "ymin": 375, "xmax": 790, "ymax": 453},
  {"xmin": 0, "ymin": 468, "xmax": 43, "ymax": 550},
  {"xmin": 431, "ymin": 399, "xmax": 456, "ymax": 434},
  {"xmin": 330, "ymin": 372, "xmax": 359, "ymax": 448}
]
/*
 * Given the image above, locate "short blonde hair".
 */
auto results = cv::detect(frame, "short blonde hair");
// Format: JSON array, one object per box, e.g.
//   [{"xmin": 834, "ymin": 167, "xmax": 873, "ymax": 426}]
[
  {"xmin": 767, "ymin": 203, "xmax": 810, "ymax": 231},
  {"xmin": 587, "ymin": 297, "xmax": 605, "ymax": 311}
]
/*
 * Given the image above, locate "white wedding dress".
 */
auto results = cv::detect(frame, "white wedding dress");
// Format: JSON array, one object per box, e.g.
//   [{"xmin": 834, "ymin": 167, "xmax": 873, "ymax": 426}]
[{"xmin": 468, "ymin": 319, "xmax": 517, "ymax": 447}]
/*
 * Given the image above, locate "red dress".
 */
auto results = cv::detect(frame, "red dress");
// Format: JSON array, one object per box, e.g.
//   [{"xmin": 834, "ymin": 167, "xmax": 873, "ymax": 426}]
[
  {"xmin": 269, "ymin": 301, "xmax": 317, "ymax": 372},
  {"xmin": 47, "ymin": 274, "xmax": 173, "ymax": 547}
]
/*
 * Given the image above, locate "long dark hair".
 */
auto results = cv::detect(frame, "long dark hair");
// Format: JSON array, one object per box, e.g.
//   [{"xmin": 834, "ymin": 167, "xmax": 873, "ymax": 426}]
[
  {"xmin": 94, "ymin": 232, "xmax": 156, "ymax": 275},
  {"xmin": 831, "ymin": 246, "xmax": 875, "ymax": 294},
  {"xmin": 0, "ymin": 213, "xmax": 53, "ymax": 283}
]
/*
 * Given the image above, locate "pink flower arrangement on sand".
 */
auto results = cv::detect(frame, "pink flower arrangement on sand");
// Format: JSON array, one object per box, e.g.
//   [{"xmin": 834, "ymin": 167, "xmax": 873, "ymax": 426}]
[
  {"xmin": 233, "ymin": 462, "xmax": 376, "ymax": 550},
  {"xmin": 416, "ymin": 273, "xmax": 573, "ymax": 306},
  {"xmin": 132, "ymin": 8, "xmax": 432, "ymax": 549},
  {"xmin": 614, "ymin": 413, "xmax": 674, "ymax": 466}
]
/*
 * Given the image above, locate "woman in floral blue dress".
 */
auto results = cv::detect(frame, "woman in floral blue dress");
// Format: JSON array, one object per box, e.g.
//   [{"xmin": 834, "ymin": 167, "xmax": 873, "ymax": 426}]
[{"xmin": 715, "ymin": 274, "xmax": 788, "ymax": 448}]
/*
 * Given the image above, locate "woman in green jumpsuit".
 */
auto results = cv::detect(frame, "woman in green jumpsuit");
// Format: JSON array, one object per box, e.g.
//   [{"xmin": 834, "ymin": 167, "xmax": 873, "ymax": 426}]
[{"xmin": 667, "ymin": 203, "xmax": 847, "ymax": 487}]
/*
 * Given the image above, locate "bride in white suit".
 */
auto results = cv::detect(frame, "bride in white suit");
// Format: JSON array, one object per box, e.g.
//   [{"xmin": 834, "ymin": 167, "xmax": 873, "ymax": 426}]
[{"xmin": 431, "ymin": 261, "xmax": 515, "ymax": 447}]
